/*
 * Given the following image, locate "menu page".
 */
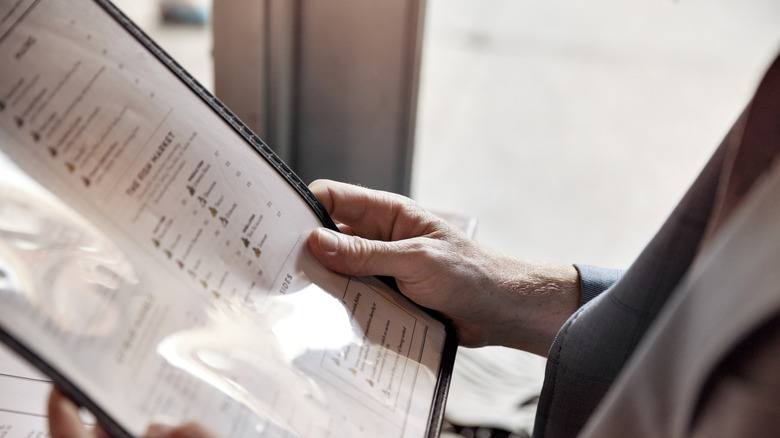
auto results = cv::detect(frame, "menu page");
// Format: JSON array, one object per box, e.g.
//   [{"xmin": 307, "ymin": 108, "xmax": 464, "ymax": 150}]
[
  {"xmin": 0, "ymin": 343, "xmax": 52, "ymax": 438},
  {"xmin": 0, "ymin": 1, "xmax": 449, "ymax": 437}
]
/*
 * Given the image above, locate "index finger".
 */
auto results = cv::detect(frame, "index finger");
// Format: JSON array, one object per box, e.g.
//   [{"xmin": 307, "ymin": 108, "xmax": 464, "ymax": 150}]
[{"xmin": 308, "ymin": 179, "xmax": 414, "ymax": 241}]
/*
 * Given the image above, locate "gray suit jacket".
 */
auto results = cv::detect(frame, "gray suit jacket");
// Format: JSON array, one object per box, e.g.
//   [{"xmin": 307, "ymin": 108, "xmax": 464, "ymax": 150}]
[{"xmin": 533, "ymin": 52, "xmax": 780, "ymax": 437}]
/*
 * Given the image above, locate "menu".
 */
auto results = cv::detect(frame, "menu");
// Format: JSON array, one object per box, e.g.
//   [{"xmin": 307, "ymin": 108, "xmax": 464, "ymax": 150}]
[{"xmin": 0, "ymin": 1, "xmax": 454, "ymax": 437}]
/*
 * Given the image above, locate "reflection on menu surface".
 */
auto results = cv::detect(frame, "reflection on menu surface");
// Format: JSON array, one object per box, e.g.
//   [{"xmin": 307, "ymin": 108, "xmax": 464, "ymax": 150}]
[{"xmin": 0, "ymin": 1, "xmax": 447, "ymax": 437}]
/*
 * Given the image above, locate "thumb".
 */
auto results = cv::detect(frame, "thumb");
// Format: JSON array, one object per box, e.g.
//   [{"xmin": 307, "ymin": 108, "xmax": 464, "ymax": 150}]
[
  {"xmin": 308, "ymin": 227, "xmax": 398, "ymax": 277},
  {"xmin": 47, "ymin": 389, "xmax": 91, "ymax": 438}
]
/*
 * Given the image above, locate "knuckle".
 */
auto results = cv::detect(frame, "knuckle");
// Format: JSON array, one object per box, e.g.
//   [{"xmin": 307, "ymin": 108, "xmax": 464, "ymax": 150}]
[{"xmin": 345, "ymin": 236, "xmax": 379, "ymax": 274}]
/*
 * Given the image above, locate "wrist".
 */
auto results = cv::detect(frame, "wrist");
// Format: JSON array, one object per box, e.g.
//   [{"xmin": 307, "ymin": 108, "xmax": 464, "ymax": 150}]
[{"xmin": 489, "ymin": 259, "xmax": 580, "ymax": 356}]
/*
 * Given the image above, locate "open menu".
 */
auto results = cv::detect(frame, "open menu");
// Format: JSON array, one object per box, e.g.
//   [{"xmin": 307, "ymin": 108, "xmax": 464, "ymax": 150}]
[{"xmin": 0, "ymin": 1, "xmax": 456, "ymax": 437}]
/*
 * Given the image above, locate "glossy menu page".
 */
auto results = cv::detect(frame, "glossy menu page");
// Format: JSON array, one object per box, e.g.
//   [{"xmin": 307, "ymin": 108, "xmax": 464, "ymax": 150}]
[{"xmin": 0, "ymin": 1, "xmax": 450, "ymax": 437}]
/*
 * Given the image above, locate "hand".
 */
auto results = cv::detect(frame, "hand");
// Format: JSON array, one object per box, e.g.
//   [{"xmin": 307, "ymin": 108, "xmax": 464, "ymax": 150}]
[
  {"xmin": 47, "ymin": 388, "xmax": 218, "ymax": 438},
  {"xmin": 306, "ymin": 180, "xmax": 580, "ymax": 356}
]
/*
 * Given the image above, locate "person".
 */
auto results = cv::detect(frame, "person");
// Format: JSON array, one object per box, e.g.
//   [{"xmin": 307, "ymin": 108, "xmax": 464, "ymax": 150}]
[
  {"xmin": 303, "ymin": 53, "xmax": 780, "ymax": 438},
  {"xmin": 49, "ymin": 53, "xmax": 780, "ymax": 438}
]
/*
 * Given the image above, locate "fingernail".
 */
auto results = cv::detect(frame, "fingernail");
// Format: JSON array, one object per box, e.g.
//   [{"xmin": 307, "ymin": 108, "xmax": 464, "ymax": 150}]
[
  {"xmin": 317, "ymin": 228, "xmax": 340, "ymax": 253},
  {"xmin": 145, "ymin": 423, "xmax": 174, "ymax": 438}
]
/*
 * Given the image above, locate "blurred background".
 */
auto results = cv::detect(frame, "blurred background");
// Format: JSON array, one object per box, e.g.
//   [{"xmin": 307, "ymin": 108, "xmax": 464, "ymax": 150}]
[
  {"xmin": 113, "ymin": 0, "xmax": 780, "ymax": 435},
  {"xmin": 117, "ymin": 0, "xmax": 780, "ymax": 269}
]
